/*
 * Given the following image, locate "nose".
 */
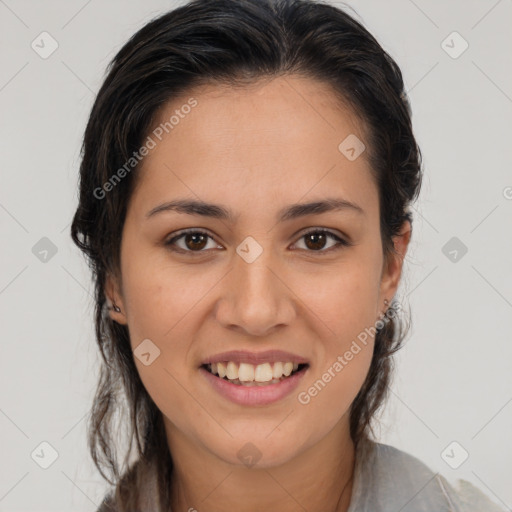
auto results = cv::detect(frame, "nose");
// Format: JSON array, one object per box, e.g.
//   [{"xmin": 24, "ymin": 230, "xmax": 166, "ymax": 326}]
[{"xmin": 214, "ymin": 242, "xmax": 296, "ymax": 337}]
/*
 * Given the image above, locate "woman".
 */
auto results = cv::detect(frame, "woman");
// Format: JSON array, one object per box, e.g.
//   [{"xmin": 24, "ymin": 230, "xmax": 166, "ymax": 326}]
[{"xmin": 70, "ymin": 0, "xmax": 505, "ymax": 510}]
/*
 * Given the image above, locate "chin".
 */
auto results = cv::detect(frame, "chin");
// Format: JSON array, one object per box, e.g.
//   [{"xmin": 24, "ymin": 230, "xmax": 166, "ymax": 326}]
[{"xmin": 203, "ymin": 428, "xmax": 310, "ymax": 469}]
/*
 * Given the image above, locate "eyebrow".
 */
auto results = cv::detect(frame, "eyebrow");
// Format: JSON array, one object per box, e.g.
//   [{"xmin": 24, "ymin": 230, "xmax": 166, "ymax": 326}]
[{"xmin": 145, "ymin": 197, "xmax": 365, "ymax": 222}]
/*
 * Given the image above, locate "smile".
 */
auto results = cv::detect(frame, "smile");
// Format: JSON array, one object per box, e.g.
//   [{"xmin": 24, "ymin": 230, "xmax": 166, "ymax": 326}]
[
  {"xmin": 204, "ymin": 361, "xmax": 308, "ymax": 385},
  {"xmin": 199, "ymin": 362, "xmax": 310, "ymax": 406}
]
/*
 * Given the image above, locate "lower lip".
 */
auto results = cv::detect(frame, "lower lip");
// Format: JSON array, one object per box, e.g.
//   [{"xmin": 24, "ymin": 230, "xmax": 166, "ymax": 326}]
[{"xmin": 199, "ymin": 365, "xmax": 309, "ymax": 406}]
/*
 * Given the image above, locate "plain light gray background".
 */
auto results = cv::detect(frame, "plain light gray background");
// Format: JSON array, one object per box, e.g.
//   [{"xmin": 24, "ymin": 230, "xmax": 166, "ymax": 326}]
[{"xmin": 1, "ymin": 0, "xmax": 511, "ymax": 510}]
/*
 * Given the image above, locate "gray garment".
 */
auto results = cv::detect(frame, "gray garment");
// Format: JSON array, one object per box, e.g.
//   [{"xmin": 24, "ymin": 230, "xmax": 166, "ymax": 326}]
[
  {"xmin": 347, "ymin": 440, "xmax": 507, "ymax": 512},
  {"xmin": 97, "ymin": 439, "xmax": 506, "ymax": 511}
]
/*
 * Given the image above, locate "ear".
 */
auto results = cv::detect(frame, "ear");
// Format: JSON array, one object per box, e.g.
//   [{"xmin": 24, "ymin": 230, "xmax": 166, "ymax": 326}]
[
  {"xmin": 379, "ymin": 220, "xmax": 412, "ymax": 311},
  {"xmin": 105, "ymin": 272, "xmax": 128, "ymax": 325}
]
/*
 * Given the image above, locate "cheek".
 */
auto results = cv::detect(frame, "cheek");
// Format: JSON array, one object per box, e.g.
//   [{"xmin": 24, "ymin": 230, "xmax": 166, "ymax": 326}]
[
  {"xmin": 121, "ymin": 263, "xmax": 208, "ymax": 429},
  {"xmin": 294, "ymin": 267, "xmax": 378, "ymax": 429},
  {"xmin": 290, "ymin": 250, "xmax": 383, "ymax": 338},
  {"xmin": 290, "ymin": 253, "xmax": 381, "ymax": 416},
  {"xmin": 119, "ymin": 253, "xmax": 228, "ymax": 401},
  {"xmin": 120, "ymin": 246, "xmax": 213, "ymax": 341},
  {"xmin": 116, "ymin": 243, "xmax": 204, "ymax": 400}
]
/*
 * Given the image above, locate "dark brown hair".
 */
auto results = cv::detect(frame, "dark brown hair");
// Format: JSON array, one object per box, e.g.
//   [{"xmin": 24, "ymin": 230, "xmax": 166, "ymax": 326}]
[{"xmin": 70, "ymin": 0, "xmax": 422, "ymax": 509}]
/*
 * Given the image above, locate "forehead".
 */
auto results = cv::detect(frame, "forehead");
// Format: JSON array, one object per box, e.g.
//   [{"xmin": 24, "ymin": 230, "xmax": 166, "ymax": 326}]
[{"xmin": 130, "ymin": 75, "xmax": 377, "ymax": 221}]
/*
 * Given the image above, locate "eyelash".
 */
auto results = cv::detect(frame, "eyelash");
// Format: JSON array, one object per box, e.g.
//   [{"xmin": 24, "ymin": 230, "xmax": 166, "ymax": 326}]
[{"xmin": 164, "ymin": 228, "xmax": 351, "ymax": 256}]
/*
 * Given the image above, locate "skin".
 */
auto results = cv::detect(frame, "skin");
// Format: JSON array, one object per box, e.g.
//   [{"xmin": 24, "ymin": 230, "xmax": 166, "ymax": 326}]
[{"xmin": 106, "ymin": 75, "xmax": 411, "ymax": 512}]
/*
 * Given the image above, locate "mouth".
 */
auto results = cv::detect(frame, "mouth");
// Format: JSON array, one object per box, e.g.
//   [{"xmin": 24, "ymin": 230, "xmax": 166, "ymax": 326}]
[
  {"xmin": 198, "ymin": 350, "xmax": 311, "ymax": 405},
  {"xmin": 200, "ymin": 361, "xmax": 310, "ymax": 387},
  {"xmin": 199, "ymin": 360, "xmax": 310, "ymax": 406}
]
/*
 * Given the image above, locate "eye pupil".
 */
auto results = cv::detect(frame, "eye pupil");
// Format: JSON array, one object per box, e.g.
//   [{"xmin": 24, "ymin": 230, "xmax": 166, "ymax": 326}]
[
  {"xmin": 305, "ymin": 232, "xmax": 326, "ymax": 250},
  {"xmin": 185, "ymin": 233, "xmax": 207, "ymax": 251}
]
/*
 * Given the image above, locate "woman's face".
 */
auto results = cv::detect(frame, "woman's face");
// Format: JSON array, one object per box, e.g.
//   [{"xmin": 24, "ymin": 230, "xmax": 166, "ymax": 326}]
[{"xmin": 107, "ymin": 75, "xmax": 409, "ymax": 468}]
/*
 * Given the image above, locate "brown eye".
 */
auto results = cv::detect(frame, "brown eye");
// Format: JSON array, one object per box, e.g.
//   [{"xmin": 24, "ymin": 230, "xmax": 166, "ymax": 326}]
[
  {"xmin": 304, "ymin": 232, "xmax": 328, "ymax": 250},
  {"xmin": 165, "ymin": 230, "xmax": 219, "ymax": 253},
  {"xmin": 183, "ymin": 232, "xmax": 208, "ymax": 251},
  {"xmin": 165, "ymin": 228, "xmax": 349, "ymax": 255},
  {"xmin": 293, "ymin": 229, "xmax": 349, "ymax": 254}
]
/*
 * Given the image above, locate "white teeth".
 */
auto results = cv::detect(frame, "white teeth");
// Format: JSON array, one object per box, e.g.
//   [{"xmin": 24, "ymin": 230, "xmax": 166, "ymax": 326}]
[
  {"xmin": 272, "ymin": 362, "xmax": 283, "ymax": 379},
  {"xmin": 217, "ymin": 361, "xmax": 226, "ymax": 378},
  {"xmin": 207, "ymin": 361, "xmax": 304, "ymax": 383},
  {"xmin": 226, "ymin": 361, "xmax": 238, "ymax": 380},
  {"xmin": 238, "ymin": 362, "xmax": 255, "ymax": 382},
  {"xmin": 254, "ymin": 362, "xmax": 273, "ymax": 382}
]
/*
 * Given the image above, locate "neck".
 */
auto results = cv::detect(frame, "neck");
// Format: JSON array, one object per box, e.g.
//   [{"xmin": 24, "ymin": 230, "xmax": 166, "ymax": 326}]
[{"xmin": 166, "ymin": 417, "xmax": 356, "ymax": 512}]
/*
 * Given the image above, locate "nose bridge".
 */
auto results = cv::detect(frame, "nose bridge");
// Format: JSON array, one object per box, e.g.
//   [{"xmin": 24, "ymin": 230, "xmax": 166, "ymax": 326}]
[
  {"xmin": 234, "ymin": 234, "xmax": 279, "ymax": 301},
  {"xmin": 220, "ymin": 234, "xmax": 293, "ymax": 333}
]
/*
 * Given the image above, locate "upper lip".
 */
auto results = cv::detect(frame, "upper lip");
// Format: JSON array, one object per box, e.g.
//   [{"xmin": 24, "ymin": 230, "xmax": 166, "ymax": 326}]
[{"xmin": 201, "ymin": 350, "xmax": 309, "ymax": 366}]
